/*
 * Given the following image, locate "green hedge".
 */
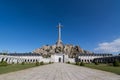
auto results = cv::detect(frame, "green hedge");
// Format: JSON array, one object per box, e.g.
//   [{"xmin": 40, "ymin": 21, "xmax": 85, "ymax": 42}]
[
  {"xmin": 40, "ymin": 61, "xmax": 44, "ymax": 65},
  {"xmin": 94, "ymin": 62, "xmax": 99, "ymax": 65},
  {"xmin": 75, "ymin": 62, "xmax": 79, "ymax": 65},
  {"xmin": 80, "ymin": 62, "xmax": 85, "ymax": 66},
  {"xmin": 21, "ymin": 62, "xmax": 25, "ymax": 65},
  {"xmin": 35, "ymin": 61, "xmax": 40, "ymax": 66},
  {"xmin": 0, "ymin": 61, "xmax": 8, "ymax": 66},
  {"xmin": 67, "ymin": 61, "xmax": 70, "ymax": 64},
  {"xmin": 113, "ymin": 60, "xmax": 120, "ymax": 67}
]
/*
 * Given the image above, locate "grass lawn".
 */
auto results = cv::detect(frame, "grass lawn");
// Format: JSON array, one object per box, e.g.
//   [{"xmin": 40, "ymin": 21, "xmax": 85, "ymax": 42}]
[
  {"xmin": 85, "ymin": 63, "xmax": 120, "ymax": 75},
  {"xmin": 0, "ymin": 63, "xmax": 37, "ymax": 74}
]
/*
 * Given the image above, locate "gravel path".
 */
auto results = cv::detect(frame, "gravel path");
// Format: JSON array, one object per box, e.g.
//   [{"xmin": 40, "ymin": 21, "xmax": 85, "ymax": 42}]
[{"xmin": 0, "ymin": 63, "xmax": 119, "ymax": 80}]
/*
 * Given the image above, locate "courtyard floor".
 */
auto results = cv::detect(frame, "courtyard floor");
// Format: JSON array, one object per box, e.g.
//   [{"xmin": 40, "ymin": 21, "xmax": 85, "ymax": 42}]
[{"xmin": 0, "ymin": 63, "xmax": 119, "ymax": 80}]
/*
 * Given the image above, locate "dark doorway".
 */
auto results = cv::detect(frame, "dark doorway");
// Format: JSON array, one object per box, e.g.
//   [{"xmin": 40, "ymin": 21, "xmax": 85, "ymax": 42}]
[
  {"xmin": 59, "ymin": 57, "xmax": 61, "ymax": 62},
  {"xmin": 63, "ymin": 55, "xmax": 64, "ymax": 63}
]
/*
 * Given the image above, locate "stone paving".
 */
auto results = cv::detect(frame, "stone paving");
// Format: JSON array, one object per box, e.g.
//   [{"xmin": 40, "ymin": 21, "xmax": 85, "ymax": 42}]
[{"xmin": 0, "ymin": 63, "xmax": 119, "ymax": 80}]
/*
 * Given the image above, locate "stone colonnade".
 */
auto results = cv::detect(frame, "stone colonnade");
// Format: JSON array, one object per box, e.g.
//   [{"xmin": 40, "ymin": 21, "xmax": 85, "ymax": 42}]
[
  {"xmin": 0, "ymin": 55, "xmax": 43, "ymax": 64},
  {"xmin": 1, "ymin": 53, "xmax": 118, "ymax": 64},
  {"xmin": 78, "ymin": 54, "xmax": 112, "ymax": 63},
  {"xmin": 93, "ymin": 56, "xmax": 120, "ymax": 63}
]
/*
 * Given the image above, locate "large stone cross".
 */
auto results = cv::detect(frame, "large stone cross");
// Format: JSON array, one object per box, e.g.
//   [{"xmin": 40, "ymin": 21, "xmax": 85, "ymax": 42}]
[{"xmin": 56, "ymin": 23, "xmax": 63, "ymax": 47}]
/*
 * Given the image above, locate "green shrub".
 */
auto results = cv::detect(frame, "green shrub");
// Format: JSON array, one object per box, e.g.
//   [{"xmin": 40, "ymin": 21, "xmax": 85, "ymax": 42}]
[
  {"xmin": 113, "ymin": 60, "xmax": 120, "ymax": 67},
  {"xmin": 40, "ymin": 61, "xmax": 44, "ymax": 65},
  {"xmin": 94, "ymin": 62, "xmax": 99, "ymax": 65},
  {"xmin": 67, "ymin": 61, "xmax": 70, "ymax": 64},
  {"xmin": 0, "ymin": 61, "xmax": 8, "ymax": 66},
  {"xmin": 17, "ymin": 62, "xmax": 19, "ymax": 64},
  {"xmin": 0, "ymin": 60, "xmax": 4, "ymax": 63},
  {"xmin": 80, "ymin": 62, "xmax": 85, "ymax": 66},
  {"xmin": 21, "ymin": 62, "xmax": 25, "ymax": 65},
  {"xmin": 75, "ymin": 62, "xmax": 79, "ymax": 65},
  {"xmin": 107, "ymin": 63, "xmax": 113, "ymax": 66},
  {"xmin": 49, "ymin": 61, "xmax": 51, "ymax": 64},
  {"xmin": 35, "ymin": 61, "xmax": 40, "ymax": 66},
  {"xmin": 12, "ymin": 62, "xmax": 14, "ymax": 64}
]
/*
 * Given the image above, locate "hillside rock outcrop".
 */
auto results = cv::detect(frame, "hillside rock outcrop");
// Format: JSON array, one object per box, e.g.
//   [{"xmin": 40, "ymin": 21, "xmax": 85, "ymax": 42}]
[{"xmin": 33, "ymin": 44, "xmax": 92, "ymax": 58}]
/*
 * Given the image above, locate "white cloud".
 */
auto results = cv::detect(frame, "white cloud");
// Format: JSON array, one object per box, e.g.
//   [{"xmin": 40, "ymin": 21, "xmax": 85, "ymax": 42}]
[{"xmin": 94, "ymin": 38, "xmax": 120, "ymax": 53}]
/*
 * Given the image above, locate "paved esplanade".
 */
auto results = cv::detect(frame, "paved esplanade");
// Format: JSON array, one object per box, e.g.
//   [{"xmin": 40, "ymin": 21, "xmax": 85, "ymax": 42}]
[{"xmin": 0, "ymin": 63, "xmax": 120, "ymax": 80}]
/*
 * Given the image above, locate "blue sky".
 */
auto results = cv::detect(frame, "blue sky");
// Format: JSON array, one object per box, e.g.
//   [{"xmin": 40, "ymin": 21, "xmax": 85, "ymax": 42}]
[{"xmin": 0, "ymin": 0, "xmax": 120, "ymax": 54}]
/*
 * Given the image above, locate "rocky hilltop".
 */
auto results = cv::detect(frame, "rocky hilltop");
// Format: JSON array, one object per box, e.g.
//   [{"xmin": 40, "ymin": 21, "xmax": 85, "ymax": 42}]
[{"xmin": 33, "ymin": 44, "xmax": 92, "ymax": 58}]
